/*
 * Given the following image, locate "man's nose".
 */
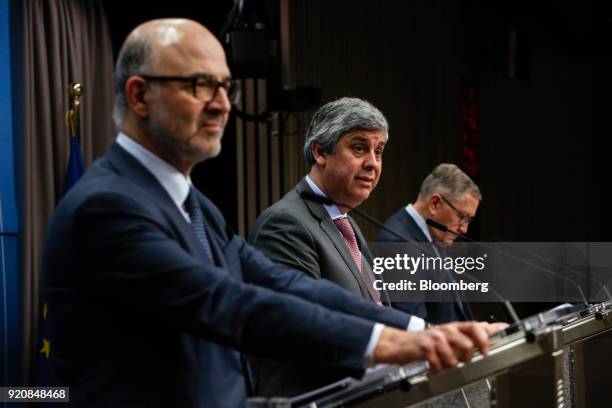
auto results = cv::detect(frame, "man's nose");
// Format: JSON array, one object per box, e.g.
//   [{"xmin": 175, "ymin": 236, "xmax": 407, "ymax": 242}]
[
  {"xmin": 206, "ymin": 86, "xmax": 232, "ymax": 113},
  {"xmin": 363, "ymin": 149, "xmax": 379, "ymax": 169}
]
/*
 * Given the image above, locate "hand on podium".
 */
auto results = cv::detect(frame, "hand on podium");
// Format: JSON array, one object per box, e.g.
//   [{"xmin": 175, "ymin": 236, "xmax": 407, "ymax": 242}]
[{"xmin": 373, "ymin": 321, "xmax": 508, "ymax": 373}]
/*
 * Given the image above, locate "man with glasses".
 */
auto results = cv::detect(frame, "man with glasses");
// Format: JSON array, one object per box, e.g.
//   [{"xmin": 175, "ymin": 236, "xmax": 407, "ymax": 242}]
[
  {"xmin": 44, "ymin": 19, "xmax": 500, "ymax": 408},
  {"xmin": 377, "ymin": 163, "xmax": 481, "ymax": 323}
]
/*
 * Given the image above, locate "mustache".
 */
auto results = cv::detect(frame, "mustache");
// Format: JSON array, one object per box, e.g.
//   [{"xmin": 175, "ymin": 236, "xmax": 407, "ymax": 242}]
[{"xmin": 200, "ymin": 114, "xmax": 225, "ymax": 126}]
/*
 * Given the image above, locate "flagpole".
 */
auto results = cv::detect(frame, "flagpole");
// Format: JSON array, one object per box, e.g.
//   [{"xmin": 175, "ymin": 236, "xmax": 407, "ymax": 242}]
[
  {"xmin": 67, "ymin": 83, "xmax": 83, "ymax": 140},
  {"xmin": 34, "ymin": 83, "xmax": 86, "ymax": 389},
  {"xmin": 63, "ymin": 83, "xmax": 85, "ymax": 193}
]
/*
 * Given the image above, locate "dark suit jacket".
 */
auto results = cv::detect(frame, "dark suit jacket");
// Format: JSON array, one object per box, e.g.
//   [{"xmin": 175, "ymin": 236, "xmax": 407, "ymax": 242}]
[
  {"xmin": 43, "ymin": 142, "xmax": 413, "ymax": 408},
  {"xmin": 377, "ymin": 207, "xmax": 472, "ymax": 324},
  {"xmin": 248, "ymin": 178, "xmax": 397, "ymax": 397}
]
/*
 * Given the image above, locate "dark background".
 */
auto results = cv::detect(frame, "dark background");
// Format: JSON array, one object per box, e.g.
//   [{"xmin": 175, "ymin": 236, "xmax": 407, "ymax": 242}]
[
  {"xmin": 103, "ymin": 0, "xmax": 612, "ymax": 318},
  {"xmin": 104, "ymin": 0, "xmax": 240, "ymax": 227},
  {"xmin": 105, "ymin": 0, "xmax": 612, "ymax": 241}
]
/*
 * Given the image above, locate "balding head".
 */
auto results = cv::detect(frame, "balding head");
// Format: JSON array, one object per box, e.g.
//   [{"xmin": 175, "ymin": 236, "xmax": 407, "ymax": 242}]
[
  {"xmin": 128, "ymin": 18, "xmax": 215, "ymax": 46},
  {"xmin": 112, "ymin": 18, "xmax": 232, "ymax": 174},
  {"xmin": 112, "ymin": 19, "xmax": 227, "ymax": 126}
]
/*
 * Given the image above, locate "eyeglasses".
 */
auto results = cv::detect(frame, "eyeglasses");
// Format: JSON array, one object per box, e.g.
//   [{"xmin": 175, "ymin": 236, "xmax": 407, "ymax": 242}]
[
  {"xmin": 139, "ymin": 74, "xmax": 241, "ymax": 105},
  {"xmin": 439, "ymin": 194, "xmax": 475, "ymax": 226}
]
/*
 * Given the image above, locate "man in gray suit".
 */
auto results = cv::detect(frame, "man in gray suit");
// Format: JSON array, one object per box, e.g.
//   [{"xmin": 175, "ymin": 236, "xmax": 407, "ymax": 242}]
[{"xmin": 249, "ymin": 97, "xmax": 426, "ymax": 396}]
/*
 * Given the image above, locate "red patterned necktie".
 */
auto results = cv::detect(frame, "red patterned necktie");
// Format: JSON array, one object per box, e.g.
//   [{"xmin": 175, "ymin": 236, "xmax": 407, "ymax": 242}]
[{"xmin": 333, "ymin": 217, "xmax": 382, "ymax": 305}]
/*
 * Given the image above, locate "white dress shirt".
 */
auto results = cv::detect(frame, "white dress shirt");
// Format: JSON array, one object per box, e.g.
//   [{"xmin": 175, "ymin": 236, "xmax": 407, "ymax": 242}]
[{"xmin": 117, "ymin": 132, "xmax": 192, "ymax": 221}]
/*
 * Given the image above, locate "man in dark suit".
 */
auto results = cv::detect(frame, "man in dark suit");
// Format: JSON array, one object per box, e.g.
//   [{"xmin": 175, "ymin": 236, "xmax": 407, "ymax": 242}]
[
  {"xmin": 44, "ymin": 19, "xmax": 497, "ymax": 407},
  {"xmin": 377, "ymin": 163, "xmax": 481, "ymax": 324}
]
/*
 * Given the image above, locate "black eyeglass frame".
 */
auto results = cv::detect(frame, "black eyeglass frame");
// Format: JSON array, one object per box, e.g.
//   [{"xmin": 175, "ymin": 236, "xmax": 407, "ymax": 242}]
[
  {"xmin": 139, "ymin": 74, "xmax": 240, "ymax": 104},
  {"xmin": 438, "ymin": 194, "xmax": 475, "ymax": 225}
]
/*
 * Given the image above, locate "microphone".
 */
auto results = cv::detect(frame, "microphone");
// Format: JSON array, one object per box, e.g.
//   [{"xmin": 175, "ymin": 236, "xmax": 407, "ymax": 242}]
[
  {"xmin": 424, "ymin": 219, "xmax": 451, "ymax": 234},
  {"xmin": 426, "ymin": 218, "xmax": 590, "ymax": 306},
  {"xmin": 300, "ymin": 192, "xmax": 409, "ymax": 241},
  {"xmin": 299, "ymin": 191, "xmax": 521, "ymax": 326},
  {"xmin": 492, "ymin": 237, "xmax": 612, "ymax": 302}
]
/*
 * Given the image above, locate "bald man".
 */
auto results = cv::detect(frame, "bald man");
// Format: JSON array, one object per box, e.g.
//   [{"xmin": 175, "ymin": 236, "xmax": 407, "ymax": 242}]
[{"xmin": 44, "ymin": 19, "xmax": 501, "ymax": 407}]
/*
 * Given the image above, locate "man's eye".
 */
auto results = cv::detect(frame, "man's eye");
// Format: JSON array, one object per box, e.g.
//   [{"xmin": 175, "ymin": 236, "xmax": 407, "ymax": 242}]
[
  {"xmin": 375, "ymin": 149, "xmax": 384, "ymax": 157},
  {"xmin": 353, "ymin": 145, "xmax": 365, "ymax": 153},
  {"xmin": 196, "ymin": 79, "xmax": 214, "ymax": 88}
]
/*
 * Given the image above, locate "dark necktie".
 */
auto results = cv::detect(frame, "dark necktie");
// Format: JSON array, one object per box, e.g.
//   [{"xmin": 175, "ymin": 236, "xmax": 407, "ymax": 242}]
[
  {"xmin": 437, "ymin": 246, "xmax": 471, "ymax": 319},
  {"xmin": 183, "ymin": 188, "xmax": 214, "ymax": 262},
  {"xmin": 334, "ymin": 217, "xmax": 382, "ymax": 305}
]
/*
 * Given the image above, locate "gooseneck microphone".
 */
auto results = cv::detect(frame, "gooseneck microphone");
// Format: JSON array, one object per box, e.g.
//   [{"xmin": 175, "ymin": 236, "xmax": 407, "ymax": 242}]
[
  {"xmin": 299, "ymin": 192, "xmax": 409, "ymax": 242},
  {"xmin": 425, "ymin": 218, "xmax": 590, "ymax": 306},
  {"xmin": 299, "ymin": 191, "xmax": 521, "ymax": 326},
  {"xmin": 492, "ymin": 237, "xmax": 612, "ymax": 301}
]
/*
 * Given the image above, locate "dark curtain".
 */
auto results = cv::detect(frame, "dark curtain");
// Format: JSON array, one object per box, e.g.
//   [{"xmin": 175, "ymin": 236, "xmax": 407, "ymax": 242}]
[
  {"xmin": 288, "ymin": 0, "xmax": 464, "ymax": 239},
  {"xmin": 21, "ymin": 0, "xmax": 114, "ymax": 381}
]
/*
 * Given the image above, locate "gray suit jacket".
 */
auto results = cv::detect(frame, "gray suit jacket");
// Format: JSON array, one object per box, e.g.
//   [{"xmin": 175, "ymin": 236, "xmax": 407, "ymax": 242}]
[
  {"xmin": 249, "ymin": 178, "xmax": 387, "ymax": 303},
  {"xmin": 248, "ymin": 178, "xmax": 392, "ymax": 397}
]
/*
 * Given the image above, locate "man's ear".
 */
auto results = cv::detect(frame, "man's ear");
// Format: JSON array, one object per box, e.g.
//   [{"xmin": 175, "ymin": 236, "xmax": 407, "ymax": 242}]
[
  {"xmin": 428, "ymin": 194, "xmax": 442, "ymax": 214},
  {"xmin": 311, "ymin": 141, "xmax": 328, "ymax": 166},
  {"xmin": 125, "ymin": 76, "xmax": 149, "ymax": 118}
]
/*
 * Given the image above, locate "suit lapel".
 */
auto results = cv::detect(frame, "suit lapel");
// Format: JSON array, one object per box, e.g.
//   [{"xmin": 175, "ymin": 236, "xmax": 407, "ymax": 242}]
[
  {"xmin": 350, "ymin": 217, "xmax": 371, "ymax": 260},
  {"xmin": 435, "ymin": 242, "xmax": 471, "ymax": 320},
  {"xmin": 322, "ymin": 218, "xmax": 373, "ymax": 300},
  {"xmin": 398, "ymin": 210, "xmax": 429, "ymax": 243},
  {"xmin": 105, "ymin": 142, "xmax": 215, "ymax": 264},
  {"xmin": 401, "ymin": 210, "xmax": 472, "ymax": 320},
  {"xmin": 296, "ymin": 180, "xmax": 371, "ymax": 299},
  {"xmin": 350, "ymin": 216, "xmax": 378, "ymax": 302}
]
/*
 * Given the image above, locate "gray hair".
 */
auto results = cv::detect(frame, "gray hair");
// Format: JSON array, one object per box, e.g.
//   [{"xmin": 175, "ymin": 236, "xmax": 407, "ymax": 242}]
[
  {"xmin": 419, "ymin": 163, "xmax": 482, "ymax": 202},
  {"xmin": 303, "ymin": 97, "xmax": 388, "ymax": 166},
  {"xmin": 112, "ymin": 38, "xmax": 154, "ymax": 126}
]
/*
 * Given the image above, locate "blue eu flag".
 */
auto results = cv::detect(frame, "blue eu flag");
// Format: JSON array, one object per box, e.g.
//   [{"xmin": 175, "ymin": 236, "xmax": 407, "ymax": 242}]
[
  {"xmin": 64, "ymin": 136, "xmax": 85, "ymax": 193},
  {"xmin": 33, "ymin": 135, "xmax": 85, "ymax": 390}
]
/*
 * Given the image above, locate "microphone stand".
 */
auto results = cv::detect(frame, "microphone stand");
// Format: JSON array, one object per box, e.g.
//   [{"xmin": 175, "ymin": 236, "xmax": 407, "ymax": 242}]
[
  {"xmin": 491, "ymin": 237, "xmax": 612, "ymax": 301},
  {"xmin": 299, "ymin": 191, "xmax": 522, "ymax": 326},
  {"xmin": 426, "ymin": 218, "xmax": 589, "ymax": 307}
]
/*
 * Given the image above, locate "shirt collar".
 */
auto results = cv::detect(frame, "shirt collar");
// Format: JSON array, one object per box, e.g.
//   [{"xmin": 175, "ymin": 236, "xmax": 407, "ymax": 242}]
[
  {"xmin": 405, "ymin": 203, "xmax": 433, "ymax": 242},
  {"xmin": 304, "ymin": 175, "xmax": 346, "ymax": 220},
  {"xmin": 116, "ymin": 132, "xmax": 191, "ymax": 219}
]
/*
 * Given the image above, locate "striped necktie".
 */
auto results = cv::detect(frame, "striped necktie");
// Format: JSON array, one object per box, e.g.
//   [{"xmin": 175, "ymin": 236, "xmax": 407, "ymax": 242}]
[
  {"xmin": 334, "ymin": 217, "xmax": 382, "ymax": 305},
  {"xmin": 183, "ymin": 188, "xmax": 214, "ymax": 262}
]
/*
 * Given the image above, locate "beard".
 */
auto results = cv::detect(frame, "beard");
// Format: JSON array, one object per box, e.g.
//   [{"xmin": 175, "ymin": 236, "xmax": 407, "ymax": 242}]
[{"xmin": 147, "ymin": 107, "xmax": 225, "ymax": 169}]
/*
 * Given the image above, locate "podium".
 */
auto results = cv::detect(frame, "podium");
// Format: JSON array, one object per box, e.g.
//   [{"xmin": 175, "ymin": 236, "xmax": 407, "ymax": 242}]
[
  {"xmin": 288, "ymin": 326, "xmax": 564, "ymax": 408},
  {"xmin": 248, "ymin": 302, "xmax": 612, "ymax": 408},
  {"xmin": 561, "ymin": 302, "xmax": 612, "ymax": 408}
]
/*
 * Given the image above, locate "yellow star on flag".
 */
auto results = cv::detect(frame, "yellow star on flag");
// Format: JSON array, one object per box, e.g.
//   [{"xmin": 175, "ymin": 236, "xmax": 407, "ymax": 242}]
[{"xmin": 40, "ymin": 338, "xmax": 51, "ymax": 359}]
